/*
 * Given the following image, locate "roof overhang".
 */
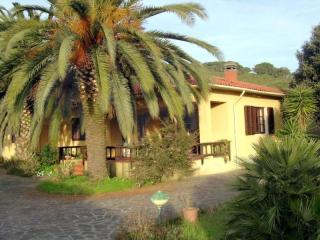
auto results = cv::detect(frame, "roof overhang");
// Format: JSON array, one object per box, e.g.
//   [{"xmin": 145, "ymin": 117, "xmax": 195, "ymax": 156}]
[{"xmin": 210, "ymin": 83, "xmax": 285, "ymax": 97}]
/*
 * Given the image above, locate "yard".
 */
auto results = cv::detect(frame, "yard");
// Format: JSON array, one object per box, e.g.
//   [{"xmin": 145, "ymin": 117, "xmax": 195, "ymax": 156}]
[{"xmin": 0, "ymin": 168, "xmax": 237, "ymax": 239}]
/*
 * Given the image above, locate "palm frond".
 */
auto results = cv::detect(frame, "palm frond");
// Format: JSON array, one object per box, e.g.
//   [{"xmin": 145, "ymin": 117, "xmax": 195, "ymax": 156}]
[
  {"xmin": 58, "ymin": 36, "xmax": 73, "ymax": 79},
  {"xmin": 149, "ymin": 31, "xmax": 223, "ymax": 60},
  {"xmin": 111, "ymin": 72, "xmax": 134, "ymax": 139},
  {"xmin": 117, "ymin": 40, "xmax": 155, "ymax": 92},
  {"xmin": 138, "ymin": 3, "xmax": 207, "ymax": 25},
  {"xmin": 91, "ymin": 49, "xmax": 111, "ymax": 114}
]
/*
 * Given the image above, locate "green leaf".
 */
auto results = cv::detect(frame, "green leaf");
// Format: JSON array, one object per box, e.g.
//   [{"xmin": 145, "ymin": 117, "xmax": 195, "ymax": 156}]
[
  {"xmin": 92, "ymin": 49, "xmax": 111, "ymax": 114},
  {"xmin": 111, "ymin": 73, "xmax": 134, "ymax": 139},
  {"xmin": 58, "ymin": 36, "xmax": 73, "ymax": 80}
]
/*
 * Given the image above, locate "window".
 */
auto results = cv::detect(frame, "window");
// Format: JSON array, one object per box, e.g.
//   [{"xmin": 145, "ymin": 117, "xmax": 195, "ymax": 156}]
[
  {"xmin": 11, "ymin": 134, "xmax": 16, "ymax": 143},
  {"xmin": 137, "ymin": 113, "xmax": 147, "ymax": 139},
  {"xmin": 184, "ymin": 108, "xmax": 199, "ymax": 134},
  {"xmin": 267, "ymin": 107, "xmax": 275, "ymax": 134},
  {"xmin": 244, "ymin": 106, "xmax": 275, "ymax": 135},
  {"xmin": 72, "ymin": 118, "xmax": 85, "ymax": 141}
]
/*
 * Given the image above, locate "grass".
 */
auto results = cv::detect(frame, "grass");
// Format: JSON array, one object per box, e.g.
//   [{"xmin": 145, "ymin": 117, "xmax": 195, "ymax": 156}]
[
  {"xmin": 119, "ymin": 205, "xmax": 229, "ymax": 240},
  {"xmin": 37, "ymin": 176, "xmax": 135, "ymax": 195},
  {"xmin": 174, "ymin": 207, "xmax": 228, "ymax": 240}
]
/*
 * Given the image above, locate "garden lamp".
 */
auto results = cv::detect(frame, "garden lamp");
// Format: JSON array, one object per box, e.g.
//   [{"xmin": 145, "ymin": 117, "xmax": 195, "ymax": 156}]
[{"xmin": 150, "ymin": 191, "xmax": 169, "ymax": 224}]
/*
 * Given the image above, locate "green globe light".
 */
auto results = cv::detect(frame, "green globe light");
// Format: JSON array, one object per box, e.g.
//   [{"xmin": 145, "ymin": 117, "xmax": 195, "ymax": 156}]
[{"xmin": 150, "ymin": 191, "xmax": 169, "ymax": 224}]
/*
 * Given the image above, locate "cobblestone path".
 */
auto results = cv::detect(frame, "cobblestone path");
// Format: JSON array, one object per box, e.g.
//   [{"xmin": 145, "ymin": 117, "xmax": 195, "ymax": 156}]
[{"xmin": 0, "ymin": 169, "xmax": 239, "ymax": 240}]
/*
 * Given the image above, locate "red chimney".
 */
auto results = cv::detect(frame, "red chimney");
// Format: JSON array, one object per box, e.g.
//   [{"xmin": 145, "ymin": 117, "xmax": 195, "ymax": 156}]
[{"xmin": 224, "ymin": 61, "xmax": 238, "ymax": 82}]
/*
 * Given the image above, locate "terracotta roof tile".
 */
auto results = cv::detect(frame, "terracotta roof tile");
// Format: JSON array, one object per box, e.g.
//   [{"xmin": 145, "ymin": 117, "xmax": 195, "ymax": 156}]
[{"xmin": 212, "ymin": 76, "xmax": 284, "ymax": 94}]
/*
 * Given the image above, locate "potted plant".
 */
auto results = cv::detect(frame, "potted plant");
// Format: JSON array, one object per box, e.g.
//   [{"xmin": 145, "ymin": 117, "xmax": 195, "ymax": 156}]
[{"xmin": 181, "ymin": 193, "xmax": 199, "ymax": 223}]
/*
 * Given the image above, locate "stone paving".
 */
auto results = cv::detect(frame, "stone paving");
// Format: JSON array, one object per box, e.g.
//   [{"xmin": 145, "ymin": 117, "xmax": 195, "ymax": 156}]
[{"xmin": 0, "ymin": 169, "xmax": 239, "ymax": 240}]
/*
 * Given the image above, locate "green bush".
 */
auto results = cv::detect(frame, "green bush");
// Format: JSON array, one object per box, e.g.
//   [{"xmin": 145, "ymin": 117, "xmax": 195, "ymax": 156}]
[
  {"xmin": 117, "ymin": 207, "xmax": 229, "ymax": 240},
  {"xmin": 2, "ymin": 157, "xmax": 39, "ymax": 177},
  {"xmin": 131, "ymin": 122, "xmax": 195, "ymax": 186},
  {"xmin": 226, "ymin": 137, "xmax": 320, "ymax": 240},
  {"xmin": 38, "ymin": 144, "xmax": 58, "ymax": 167}
]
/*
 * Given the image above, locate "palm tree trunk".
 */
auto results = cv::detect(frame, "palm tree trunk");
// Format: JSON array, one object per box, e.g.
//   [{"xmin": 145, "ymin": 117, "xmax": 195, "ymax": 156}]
[
  {"xmin": 15, "ymin": 104, "xmax": 33, "ymax": 161},
  {"xmin": 82, "ymin": 104, "xmax": 107, "ymax": 179},
  {"xmin": 77, "ymin": 65, "xmax": 107, "ymax": 179}
]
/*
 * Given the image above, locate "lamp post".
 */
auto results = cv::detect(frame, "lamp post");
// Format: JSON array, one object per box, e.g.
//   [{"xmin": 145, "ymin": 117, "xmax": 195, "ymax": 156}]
[{"xmin": 150, "ymin": 191, "xmax": 169, "ymax": 224}]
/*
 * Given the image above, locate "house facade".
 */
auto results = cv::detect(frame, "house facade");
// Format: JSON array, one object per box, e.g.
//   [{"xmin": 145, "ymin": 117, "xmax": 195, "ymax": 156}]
[{"xmin": 1, "ymin": 62, "xmax": 284, "ymax": 177}]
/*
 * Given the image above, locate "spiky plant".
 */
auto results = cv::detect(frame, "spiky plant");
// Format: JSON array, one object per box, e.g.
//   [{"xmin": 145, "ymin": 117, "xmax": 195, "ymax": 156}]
[
  {"xmin": 0, "ymin": 0, "xmax": 221, "ymax": 179},
  {"xmin": 226, "ymin": 137, "xmax": 320, "ymax": 240},
  {"xmin": 282, "ymin": 86, "xmax": 317, "ymax": 131}
]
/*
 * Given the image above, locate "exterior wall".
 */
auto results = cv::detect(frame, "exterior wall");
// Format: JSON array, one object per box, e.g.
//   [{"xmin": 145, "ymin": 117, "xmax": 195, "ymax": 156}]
[
  {"xmin": 106, "ymin": 157, "xmax": 238, "ymax": 178},
  {"xmin": 57, "ymin": 118, "xmax": 123, "ymax": 148},
  {"xmin": 0, "ymin": 88, "xmax": 282, "ymax": 178},
  {"xmin": 1, "ymin": 135, "xmax": 16, "ymax": 160},
  {"xmin": 199, "ymin": 89, "xmax": 282, "ymax": 163}
]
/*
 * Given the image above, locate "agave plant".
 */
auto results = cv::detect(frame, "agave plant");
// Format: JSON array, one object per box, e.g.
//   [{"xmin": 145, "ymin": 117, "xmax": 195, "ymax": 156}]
[
  {"xmin": 0, "ymin": 0, "xmax": 221, "ymax": 179},
  {"xmin": 282, "ymin": 86, "xmax": 317, "ymax": 131},
  {"xmin": 226, "ymin": 137, "xmax": 320, "ymax": 240}
]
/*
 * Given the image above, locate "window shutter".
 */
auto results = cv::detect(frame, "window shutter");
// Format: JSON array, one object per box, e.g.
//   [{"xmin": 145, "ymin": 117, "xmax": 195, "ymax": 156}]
[
  {"xmin": 244, "ymin": 106, "xmax": 253, "ymax": 135},
  {"xmin": 267, "ymin": 107, "xmax": 275, "ymax": 134},
  {"xmin": 252, "ymin": 107, "xmax": 258, "ymax": 134}
]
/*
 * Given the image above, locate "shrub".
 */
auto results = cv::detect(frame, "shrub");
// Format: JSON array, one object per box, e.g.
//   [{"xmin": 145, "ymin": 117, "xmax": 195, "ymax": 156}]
[
  {"xmin": 117, "ymin": 212, "xmax": 181, "ymax": 240},
  {"xmin": 2, "ymin": 157, "xmax": 39, "ymax": 177},
  {"xmin": 131, "ymin": 122, "xmax": 195, "ymax": 186},
  {"xmin": 117, "ymin": 207, "xmax": 229, "ymax": 240},
  {"xmin": 35, "ymin": 165, "xmax": 57, "ymax": 177},
  {"xmin": 226, "ymin": 137, "xmax": 320, "ymax": 240},
  {"xmin": 38, "ymin": 144, "xmax": 58, "ymax": 167}
]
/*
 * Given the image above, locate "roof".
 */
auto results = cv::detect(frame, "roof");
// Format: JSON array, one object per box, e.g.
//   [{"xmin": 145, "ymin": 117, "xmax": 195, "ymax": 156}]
[
  {"xmin": 133, "ymin": 75, "xmax": 285, "ymax": 97},
  {"xmin": 212, "ymin": 76, "xmax": 284, "ymax": 96}
]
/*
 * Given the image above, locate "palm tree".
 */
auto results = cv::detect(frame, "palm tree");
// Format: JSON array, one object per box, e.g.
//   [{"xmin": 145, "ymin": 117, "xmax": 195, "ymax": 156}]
[
  {"xmin": 0, "ymin": 0, "xmax": 221, "ymax": 179},
  {"xmin": 0, "ymin": 4, "xmax": 54, "ymax": 162}
]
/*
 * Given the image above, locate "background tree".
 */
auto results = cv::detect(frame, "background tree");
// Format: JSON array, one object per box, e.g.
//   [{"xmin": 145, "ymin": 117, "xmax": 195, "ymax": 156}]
[
  {"xmin": 204, "ymin": 61, "xmax": 291, "ymax": 89},
  {"xmin": 253, "ymin": 62, "xmax": 275, "ymax": 75},
  {"xmin": 292, "ymin": 24, "xmax": 320, "ymax": 122},
  {"xmin": 253, "ymin": 62, "xmax": 291, "ymax": 78},
  {"xmin": 293, "ymin": 24, "xmax": 320, "ymax": 86},
  {"xmin": 0, "ymin": 0, "xmax": 221, "ymax": 179},
  {"xmin": 204, "ymin": 61, "xmax": 250, "ymax": 74}
]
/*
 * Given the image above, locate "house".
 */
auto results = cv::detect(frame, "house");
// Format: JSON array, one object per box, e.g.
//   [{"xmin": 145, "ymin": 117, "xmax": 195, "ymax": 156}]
[{"xmin": 1, "ymin": 62, "xmax": 284, "ymax": 177}]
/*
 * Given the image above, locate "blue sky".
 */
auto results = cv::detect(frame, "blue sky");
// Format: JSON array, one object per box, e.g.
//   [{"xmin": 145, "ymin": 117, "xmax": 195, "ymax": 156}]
[{"xmin": 2, "ymin": 0, "xmax": 320, "ymax": 71}]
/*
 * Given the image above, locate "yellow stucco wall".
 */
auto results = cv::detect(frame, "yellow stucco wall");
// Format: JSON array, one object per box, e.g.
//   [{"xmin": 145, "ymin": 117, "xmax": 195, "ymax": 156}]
[
  {"xmin": 1, "ymin": 88, "xmax": 282, "ymax": 178},
  {"xmin": 1, "ymin": 135, "xmax": 16, "ymax": 160},
  {"xmin": 199, "ymin": 89, "xmax": 282, "ymax": 163}
]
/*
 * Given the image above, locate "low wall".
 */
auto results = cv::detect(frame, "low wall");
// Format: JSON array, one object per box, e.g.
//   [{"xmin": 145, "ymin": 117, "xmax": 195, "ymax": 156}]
[{"xmin": 106, "ymin": 157, "xmax": 240, "ymax": 178}]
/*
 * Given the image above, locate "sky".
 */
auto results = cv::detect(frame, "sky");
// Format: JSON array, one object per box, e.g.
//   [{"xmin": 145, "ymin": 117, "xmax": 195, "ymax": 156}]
[{"xmin": 1, "ymin": 0, "xmax": 320, "ymax": 72}]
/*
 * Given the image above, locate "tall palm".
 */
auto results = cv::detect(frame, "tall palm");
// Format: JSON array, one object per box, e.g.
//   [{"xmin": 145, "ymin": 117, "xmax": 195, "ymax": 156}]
[
  {"xmin": 0, "ymin": 0, "xmax": 221, "ymax": 179},
  {"xmin": 0, "ymin": 4, "xmax": 49, "ymax": 161}
]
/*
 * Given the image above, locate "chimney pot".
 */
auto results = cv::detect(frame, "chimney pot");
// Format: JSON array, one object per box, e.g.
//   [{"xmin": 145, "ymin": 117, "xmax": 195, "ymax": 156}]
[{"xmin": 224, "ymin": 61, "xmax": 238, "ymax": 82}]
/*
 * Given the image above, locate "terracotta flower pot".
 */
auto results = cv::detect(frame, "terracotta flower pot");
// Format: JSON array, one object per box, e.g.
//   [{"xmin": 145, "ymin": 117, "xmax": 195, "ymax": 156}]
[{"xmin": 182, "ymin": 207, "xmax": 199, "ymax": 223}]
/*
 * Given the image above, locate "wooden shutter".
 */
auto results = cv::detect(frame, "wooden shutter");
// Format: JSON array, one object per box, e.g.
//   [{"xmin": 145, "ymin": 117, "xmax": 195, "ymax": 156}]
[
  {"xmin": 245, "ymin": 106, "xmax": 253, "ymax": 135},
  {"xmin": 252, "ymin": 107, "xmax": 258, "ymax": 134},
  {"xmin": 267, "ymin": 107, "xmax": 275, "ymax": 134}
]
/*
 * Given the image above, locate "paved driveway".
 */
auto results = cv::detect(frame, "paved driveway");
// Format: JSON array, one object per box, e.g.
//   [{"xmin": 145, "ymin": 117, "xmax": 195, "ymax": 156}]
[{"xmin": 0, "ymin": 169, "xmax": 238, "ymax": 240}]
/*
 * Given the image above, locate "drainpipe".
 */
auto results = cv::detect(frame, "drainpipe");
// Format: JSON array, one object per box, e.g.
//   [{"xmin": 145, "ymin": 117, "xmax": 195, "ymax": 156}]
[{"xmin": 233, "ymin": 90, "xmax": 246, "ymax": 164}]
